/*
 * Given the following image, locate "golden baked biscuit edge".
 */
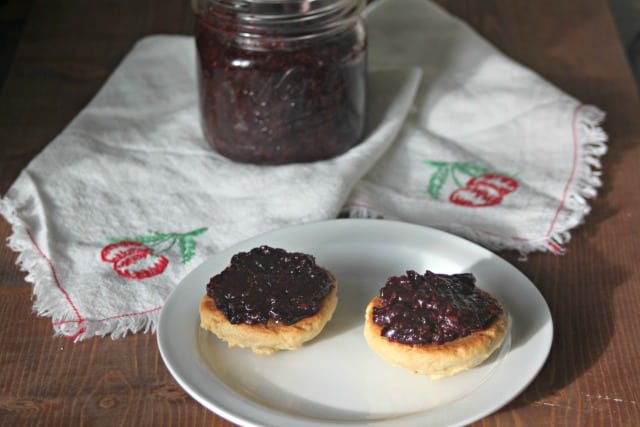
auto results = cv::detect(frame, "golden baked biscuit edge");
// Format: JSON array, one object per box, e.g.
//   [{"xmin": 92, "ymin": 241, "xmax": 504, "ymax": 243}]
[{"xmin": 363, "ymin": 294, "xmax": 509, "ymax": 379}]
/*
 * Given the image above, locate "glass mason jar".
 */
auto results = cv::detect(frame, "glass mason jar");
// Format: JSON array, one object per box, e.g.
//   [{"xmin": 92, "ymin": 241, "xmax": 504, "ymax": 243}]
[{"xmin": 192, "ymin": 0, "xmax": 367, "ymax": 164}]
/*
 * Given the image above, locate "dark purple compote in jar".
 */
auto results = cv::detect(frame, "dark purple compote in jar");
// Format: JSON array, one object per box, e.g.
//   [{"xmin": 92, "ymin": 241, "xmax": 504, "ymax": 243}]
[
  {"xmin": 193, "ymin": 0, "xmax": 367, "ymax": 164},
  {"xmin": 206, "ymin": 246, "xmax": 335, "ymax": 325},
  {"xmin": 372, "ymin": 270, "xmax": 503, "ymax": 345}
]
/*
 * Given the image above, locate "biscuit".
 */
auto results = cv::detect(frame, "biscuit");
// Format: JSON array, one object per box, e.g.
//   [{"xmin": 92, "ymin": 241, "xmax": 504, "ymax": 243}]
[
  {"xmin": 199, "ymin": 246, "xmax": 337, "ymax": 355},
  {"xmin": 363, "ymin": 271, "xmax": 508, "ymax": 379},
  {"xmin": 200, "ymin": 282, "xmax": 337, "ymax": 355}
]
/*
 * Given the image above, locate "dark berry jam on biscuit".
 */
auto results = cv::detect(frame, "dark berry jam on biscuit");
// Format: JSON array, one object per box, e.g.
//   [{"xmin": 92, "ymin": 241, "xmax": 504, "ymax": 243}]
[
  {"xmin": 372, "ymin": 270, "xmax": 503, "ymax": 345},
  {"xmin": 207, "ymin": 246, "xmax": 334, "ymax": 325}
]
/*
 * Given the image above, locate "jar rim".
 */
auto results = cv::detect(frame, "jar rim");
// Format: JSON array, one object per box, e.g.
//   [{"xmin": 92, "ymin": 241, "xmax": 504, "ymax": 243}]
[
  {"xmin": 199, "ymin": 0, "xmax": 358, "ymax": 17},
  {"xmin": 195, "ymin": 0, "xmax": 365, "ymax": 43}
]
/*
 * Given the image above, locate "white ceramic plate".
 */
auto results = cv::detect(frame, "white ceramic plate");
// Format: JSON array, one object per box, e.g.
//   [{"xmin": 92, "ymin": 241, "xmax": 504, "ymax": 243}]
[{"xmin": 157, "ymin": 219, "xmax": 553, "ymax": 427}]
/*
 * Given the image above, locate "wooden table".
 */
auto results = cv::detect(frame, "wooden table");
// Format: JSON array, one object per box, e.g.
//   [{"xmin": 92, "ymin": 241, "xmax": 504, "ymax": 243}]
[{"xmin": 1, "ymin": 0, "xmax": 639, "ymax": 425}]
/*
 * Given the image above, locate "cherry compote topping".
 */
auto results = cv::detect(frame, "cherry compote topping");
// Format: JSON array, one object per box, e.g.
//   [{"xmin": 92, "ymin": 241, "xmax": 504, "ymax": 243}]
[
  {"xmin": 372, "ymin": 270, "xmax": 503, "ymax": 345},
  {"xmin": 207, "ymin": 246, "xmax": 334, "ymax": 325}
]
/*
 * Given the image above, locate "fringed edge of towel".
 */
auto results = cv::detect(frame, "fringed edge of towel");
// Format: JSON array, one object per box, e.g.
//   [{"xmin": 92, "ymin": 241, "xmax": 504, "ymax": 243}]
[
  {"xmin": 0, "ymin": 198, "xmax": 160, "ymax": 341},
  {"xmin": 342, "ymin": 103, "xmax": 608, "ymax": 257},
  {"xmin": 453, "ymin": 103, "xmax": 608, "ymax": 256},
  {"xmin": 0, "ymin": 198, "xmax": 70, "ymax": 333},
  {"xmin": 69, "ymin": 308, "xmax": 161, "ymax": 342},
  {"xmin": 544, "ymin": 104, "xmax": 608, "ymax": 255}
]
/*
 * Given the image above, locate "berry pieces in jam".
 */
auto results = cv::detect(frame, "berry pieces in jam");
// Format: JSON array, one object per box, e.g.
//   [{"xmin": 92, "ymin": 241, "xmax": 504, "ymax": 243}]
[
  {"xmin": 206, "ymin": 246, "xmax": 334, "ymax": 325},
  {"xmin": 193, "ymin": 1, "xmax": 367, "ymax": 164},
  {"xmin": 372, "ymin": 270, "xmax": 503, "ymax": 345}
]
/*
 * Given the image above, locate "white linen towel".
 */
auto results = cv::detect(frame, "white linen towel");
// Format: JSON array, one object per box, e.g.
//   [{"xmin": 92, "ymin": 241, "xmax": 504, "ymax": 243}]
[
  {"xmin": 345, "ymin": 0, "xmax": 607, "ymax": 254},
  {"xmin": 0, "ymin": 0, "xmax": 606, "ymax": 340}
]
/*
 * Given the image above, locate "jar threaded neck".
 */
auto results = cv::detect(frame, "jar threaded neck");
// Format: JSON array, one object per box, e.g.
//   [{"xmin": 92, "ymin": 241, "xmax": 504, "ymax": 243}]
[{"xmin": 194, "ymin": 0, "xmax": 364, "ymax": 43}]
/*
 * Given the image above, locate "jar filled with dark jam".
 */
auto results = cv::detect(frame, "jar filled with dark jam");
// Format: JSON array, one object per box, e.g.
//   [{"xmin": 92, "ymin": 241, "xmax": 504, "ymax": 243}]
[{"xmin": 193, "ymin": 0, "xmax": 367, "ymax": 164}]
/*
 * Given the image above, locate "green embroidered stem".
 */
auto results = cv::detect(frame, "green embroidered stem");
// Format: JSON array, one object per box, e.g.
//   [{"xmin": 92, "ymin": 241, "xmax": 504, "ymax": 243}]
[
  {"xmin": 450, "ymin": 167, "xmax": 464, "ymax": 188},
  {"xmin": 109, "ymin": 227, "xmax": 208, "ymax": 264}
]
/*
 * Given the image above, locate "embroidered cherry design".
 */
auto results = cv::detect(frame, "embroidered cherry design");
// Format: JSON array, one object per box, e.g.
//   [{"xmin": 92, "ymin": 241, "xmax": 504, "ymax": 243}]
[
  {"xmin": 450, "ymin": 173, "xmax": 520, "ymax": 207},
  {"xmin": 101, "ymin": 241, "xmax": 169, "ymax": 280},
  {"xmin": 100, "ymin": 228, "xmax": 207, "ymax": 280},
  {"xmin": 450, "ymin": 181, "xmax": 503, "ymax": 207},
  {"xmin": 101, "ymin": 240, "xmax": 146, "ymax": 263},
  {"xmin": 424, "ymin": 161, "xmax": 519, "ymax": 208},
  {"xmin": 467, "ymin": 173, "xmax": 518, "ymax": 195}
]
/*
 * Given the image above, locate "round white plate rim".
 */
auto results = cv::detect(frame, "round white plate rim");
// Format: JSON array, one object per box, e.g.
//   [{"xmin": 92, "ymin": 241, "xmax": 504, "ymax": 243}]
[{"xmin": 157, "ymin": 219, "xmax": 553, "ymax": 427}]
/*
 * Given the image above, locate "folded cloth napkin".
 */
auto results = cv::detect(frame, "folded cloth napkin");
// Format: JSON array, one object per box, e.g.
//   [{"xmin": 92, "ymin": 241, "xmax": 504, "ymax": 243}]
[
  {"xmin": 345, "ymin": 0, "xmax": 607, "ymax": 253},
  {"xmin": 0, "ymin": 0, "xmax": 606, "ymax": 341}
]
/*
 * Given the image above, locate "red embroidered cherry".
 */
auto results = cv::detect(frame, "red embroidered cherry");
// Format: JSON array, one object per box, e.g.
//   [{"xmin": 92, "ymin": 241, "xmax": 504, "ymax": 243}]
[
  {"xmin": 101, "ymin": 241, "xmax": 168, "ymax": 280},
  {"xmin": 424, "ymin": 161, "xmax": 520, "ymax": 208},
  {"xmin": 449, "ymin": 182, "xmax": 503, "ymax": 207},
  {"xmin": 113, "ymin": 249, "xmax": 169, "ymax": 280},
  {"xmin": 467, "ymin": 173, "xmax": 518, "ymax": 195},
  {"xmin": 101, "ymin": 241, "xmax": 146, "ymax": 263}
]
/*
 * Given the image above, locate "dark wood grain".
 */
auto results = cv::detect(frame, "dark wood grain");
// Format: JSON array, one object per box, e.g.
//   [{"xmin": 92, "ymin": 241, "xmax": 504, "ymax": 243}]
[{"xmin": 1, "ymin": 0, "xmax": 639, "ymax": 426}]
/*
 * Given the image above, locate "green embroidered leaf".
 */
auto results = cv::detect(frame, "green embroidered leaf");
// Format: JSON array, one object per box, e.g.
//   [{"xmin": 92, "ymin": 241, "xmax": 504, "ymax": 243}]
[
  {"xmin": 177, "ymin": 228, "xmax": 207, "ymax": 263},
  {"xmin": 427, "ymin": 166, "xmax": 449, "ymax": 199},
  {"xmin": 178, "ymin": 236, "xmax": 197, "ymax": 264}
]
